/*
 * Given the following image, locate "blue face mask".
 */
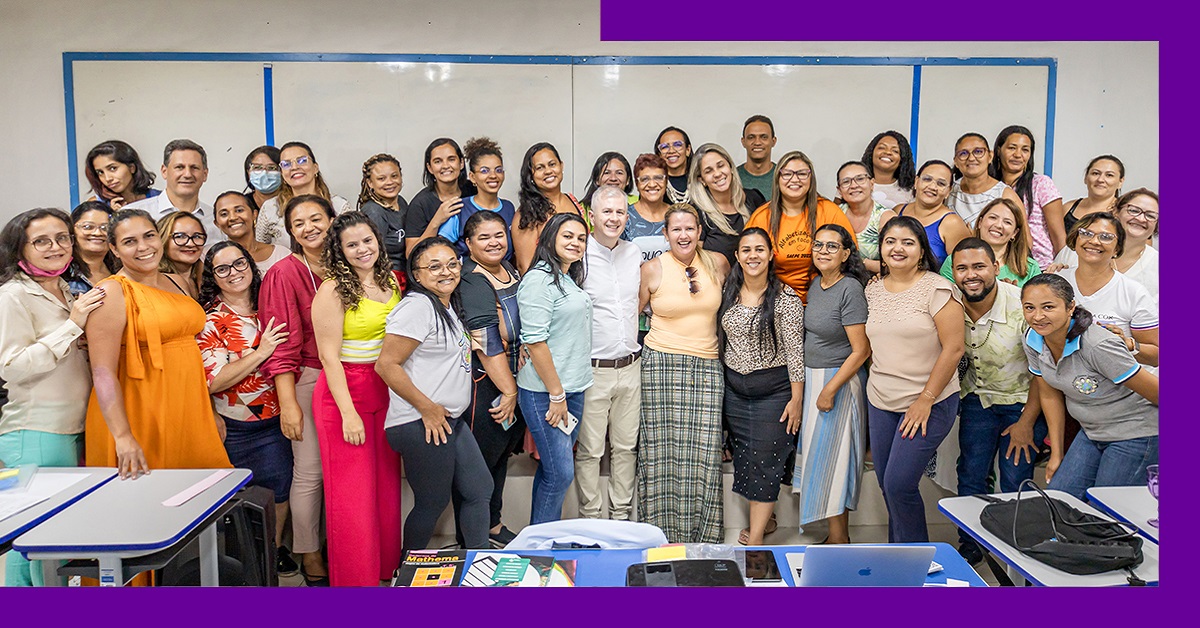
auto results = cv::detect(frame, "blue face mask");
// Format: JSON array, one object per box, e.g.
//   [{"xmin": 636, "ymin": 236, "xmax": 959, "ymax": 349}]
[{"xmin": 249, "ymin": 170, "xmax": 282, "ymax": 194}]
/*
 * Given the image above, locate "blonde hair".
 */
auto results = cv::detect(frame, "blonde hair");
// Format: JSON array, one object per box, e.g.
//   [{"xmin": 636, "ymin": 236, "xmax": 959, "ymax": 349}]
[
  {"xmin": 976, "ymin": 198, "xmax": 1033, "ymax": 279},
  {"xmin": 688, "ymin": 143, "xmax": 748, "ymax": 236},
  {"xmin": 664, "ymin": 203, "xmax": 719, "ymax": 283},
  {"xmin": 155, "ymin": 211, "xmax": 204, "ymax": 289}
]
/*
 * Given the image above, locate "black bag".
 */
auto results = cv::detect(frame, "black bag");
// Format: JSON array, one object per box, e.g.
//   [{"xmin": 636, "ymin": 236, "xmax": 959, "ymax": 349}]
[{"xmin": 977, "ymin": 480, "xmax": 1146, "ymax": 584}]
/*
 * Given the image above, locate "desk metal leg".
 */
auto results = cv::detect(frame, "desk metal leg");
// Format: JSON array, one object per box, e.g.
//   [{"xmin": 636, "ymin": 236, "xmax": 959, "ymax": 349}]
[
  {"xmin": 98, "ymin": 556, "xmax": 123, "ymax": 587},
  {"xmin": 199, "ymin": 523, "xmax": 219, "ymax": 586},
  {"xmin": 41, "ymin": 559, "xmax": 62, "ymax": 587},
  {"xmin": 1005, "ymin": 564, "xmax": 1028, "ymax": 586}
]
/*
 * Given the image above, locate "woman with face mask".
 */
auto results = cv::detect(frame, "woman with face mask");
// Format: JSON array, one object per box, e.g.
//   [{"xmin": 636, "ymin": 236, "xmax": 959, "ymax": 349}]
[{"xmin": 244, "ymin": 145, "xmax": 283, "ymax": 211}]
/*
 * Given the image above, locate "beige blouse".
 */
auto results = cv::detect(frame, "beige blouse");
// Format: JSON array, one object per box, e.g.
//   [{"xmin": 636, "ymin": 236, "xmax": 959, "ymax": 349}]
[
  {"xmin": 720, "ymin": 285, "xmax": 805, "ymax": 381},
  {"xmin": 0, "ymin": 275, "xmax": 91, "ymax": 436},
  {"xmin": 864, "ymin": 272, "xmax": 960, "ymax": 412}
]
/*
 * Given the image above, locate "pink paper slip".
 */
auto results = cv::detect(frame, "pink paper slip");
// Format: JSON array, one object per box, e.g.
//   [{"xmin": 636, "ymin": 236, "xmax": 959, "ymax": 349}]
[{"xmin": 162, "ymin": 470, "xmax": 234, "ymax": 507}]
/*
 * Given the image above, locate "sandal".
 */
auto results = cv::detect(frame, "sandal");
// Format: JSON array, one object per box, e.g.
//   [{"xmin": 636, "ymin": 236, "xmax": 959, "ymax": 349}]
[
  {"xmin": 301, "ymin": 568, "xmax": 330, "ymax": 587},
  {"xmin": 738, "ymin": 514, "xmax": 780, "ymax": 545}
]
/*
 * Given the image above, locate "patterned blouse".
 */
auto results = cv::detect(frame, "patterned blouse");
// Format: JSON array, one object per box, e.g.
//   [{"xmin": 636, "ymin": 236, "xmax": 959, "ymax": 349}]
[
  {"xmin": 840, "ymin": 200, "xmax": 890, "ymax": 261},
  {"xmin": 198, "ymin": 299, "xmax": 280, "ymax": 422},
  {"xmin": 720, "ymin": 285, "xmax": 806, "ymax": 381}
]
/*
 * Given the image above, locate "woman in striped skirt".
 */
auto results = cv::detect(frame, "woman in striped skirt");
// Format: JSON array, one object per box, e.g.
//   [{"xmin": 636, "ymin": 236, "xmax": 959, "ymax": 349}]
[
  {"xmin": 794, "ymin": 224, "xmax": 872, "ymax": 544},
  {"xmin": 637, "ymin": 204, "xmax": 730, "ymax": 543}
]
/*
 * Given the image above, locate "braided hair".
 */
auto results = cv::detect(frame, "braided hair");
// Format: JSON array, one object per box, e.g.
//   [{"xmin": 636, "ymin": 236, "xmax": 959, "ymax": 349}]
[{"xmin": 357, "ymin": 153, "xmax": 402, "ymax": 209}]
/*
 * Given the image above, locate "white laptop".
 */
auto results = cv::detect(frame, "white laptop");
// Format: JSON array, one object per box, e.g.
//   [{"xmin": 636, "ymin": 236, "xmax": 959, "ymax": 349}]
[{"xmin": 797, "ymin": 545, "xmax": 936, "ymax": 587}]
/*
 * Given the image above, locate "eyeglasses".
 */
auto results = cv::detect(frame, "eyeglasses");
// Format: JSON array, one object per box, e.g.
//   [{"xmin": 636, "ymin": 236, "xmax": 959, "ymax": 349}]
[
  {"xmin": 416, "ymin": 259, "xmax": 462, "ymax": 274},
  {"xmin": 76, "ymin": 222, "xmax": 108, "ymax": 234},
  {"xmin": 811, "ymin": 241, "xmax": 843, "ymax": 253},
  {"xmin": 248, "ymin": 164, "xmax": 280, "ymax": 173},
  {"xmin": 919, "ymin": 174, "xmax": 950, "ymax": 189},
  {"xmin": 684, "ymin": 266, "xmax": 700, "ymax": 295},
  {"xmin": 30, "ymin": 234, "xmax": 73, "ymax": 252},
  {"xmin": 1120, "ymin": 204, "xmax": 1159, "ymax": 222},
  {"xmin": 637, "ymin": 174, "xmax": 667, "ymax": 185},
  {"xmin": 1077, "ymin": 228, "xmax": 1117, "ymax": 244},
  {"xmin": 476, "ymin": 166, "xmax": 504, "ymax": 175},
  {"xmin": 838, "ymin": 174, "xmax": 871, "ymax": 188},
  {"xmin": 171, "ymin": 232, "xmax": 208, "ymax": 247},
  {"xmin": 213, "ymin": 257, "xmax": 250, "ymax": 278},
  {"xmin": 955, "ymin": 147, "xmax": 988, "ymax": 161},
  {"xmin": 278, "ymin": 155, "xmax": 311, "ymax": 170},
  {"xmin": 779, "ymin": 169, "xmax": 812, "ymax": 182},
  {"xmin": 657, "ymin": 140, "xmax": 686, "ymax": 152}
]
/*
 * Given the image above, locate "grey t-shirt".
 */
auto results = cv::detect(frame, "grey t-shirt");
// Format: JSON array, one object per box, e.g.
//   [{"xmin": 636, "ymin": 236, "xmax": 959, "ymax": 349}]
[
  {"xmin": 1024, "ymin": 324, "xmax": 1157, "ymax": 442},
  {"xmin": 383, "ymin": 292, "xmax": 473, "ymax": 429},
  {"xmin": 803, "ymin": 276, "xmax": 868, "ymax": 369}
]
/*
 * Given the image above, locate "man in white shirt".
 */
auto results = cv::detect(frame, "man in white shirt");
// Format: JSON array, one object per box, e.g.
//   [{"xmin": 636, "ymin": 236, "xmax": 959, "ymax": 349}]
[
  {"xmin": 576, "ymin": 185, "xmax": 642, "ymax": 520},
  {"xmin": 126, "ymin": 139, "xmax": 223, "ymax": 243}
]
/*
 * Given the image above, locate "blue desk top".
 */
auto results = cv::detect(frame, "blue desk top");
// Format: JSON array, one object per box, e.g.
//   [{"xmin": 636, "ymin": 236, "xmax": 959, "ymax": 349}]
[
  {"xmin": 0, "ymin": 467, "xmax": 116, "ymax": 551},
  {"xmin": 464, "ymin": 542, "xmax": 985, "ymax": 587}
]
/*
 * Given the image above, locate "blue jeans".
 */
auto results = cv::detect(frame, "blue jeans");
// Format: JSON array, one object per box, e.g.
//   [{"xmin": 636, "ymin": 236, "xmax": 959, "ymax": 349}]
[
  {"xmin": 1048, "ymin": 431, "xmax": 1158, "ymax": 500},
  {"xmin": 868, "ymin": 395, "xmax": 959, "ymax": 543},
  {"xmin": 956, "ymin": 394, "xmax": 1047, "ymax": 546},
  {"xmin": 518, "ymin": 388, "xmax": 585, "ymax": 524}
]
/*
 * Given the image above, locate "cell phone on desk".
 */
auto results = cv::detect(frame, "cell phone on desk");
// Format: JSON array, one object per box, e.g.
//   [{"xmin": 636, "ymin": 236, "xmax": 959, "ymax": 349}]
[
  {"xmin": 742, "ymin": 550, "xmax": 782, "ymax": 582},
  {"xmin": 555, "ymin": 411, "xmax": 579, "ymax": 435},
  {"xmin": 491, "ymin": 395, "xmax": 516, "ymax": 430}
]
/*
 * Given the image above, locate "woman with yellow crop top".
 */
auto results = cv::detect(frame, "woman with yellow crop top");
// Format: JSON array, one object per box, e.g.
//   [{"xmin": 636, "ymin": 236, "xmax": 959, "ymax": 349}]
[
  {"xmin": 637, "ymin": 204, "xmax": 730, "ymax": 543},
  {"xmin": 310, "ymin": 212, "xmax": 404, "ymax": 586}
]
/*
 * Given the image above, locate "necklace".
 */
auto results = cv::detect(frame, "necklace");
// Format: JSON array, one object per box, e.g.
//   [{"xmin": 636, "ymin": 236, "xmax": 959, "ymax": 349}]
[
  {"xmin": 300, "ymin": 254, "xmax": 319, "ymax": 292},
  {"xmin": 666, "ymin": 177, "xmax": 690, "ymax": 204},
  {"xmin": 475, "ymin": 262, "xmax": 514, "ymax": 286}
]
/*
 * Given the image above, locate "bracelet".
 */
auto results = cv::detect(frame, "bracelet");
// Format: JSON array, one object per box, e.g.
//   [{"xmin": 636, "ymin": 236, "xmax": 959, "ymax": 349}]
[
  {"xmin": 548, "ymin": 392, "xmax": 567, "ymax": 403},
  {"xmin": 921, "ymin": 389, "xmax": 937, "ymax": 401},
  {"xmin": 502, "ymin": 390, "xmax": 518, "ymax": 398}
]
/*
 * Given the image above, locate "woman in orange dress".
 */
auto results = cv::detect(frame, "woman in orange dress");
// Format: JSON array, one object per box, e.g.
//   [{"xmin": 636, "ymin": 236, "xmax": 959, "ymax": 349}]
[{"xmin": 85, "ymin": 208, "xmax": 230, "ymax": 477}]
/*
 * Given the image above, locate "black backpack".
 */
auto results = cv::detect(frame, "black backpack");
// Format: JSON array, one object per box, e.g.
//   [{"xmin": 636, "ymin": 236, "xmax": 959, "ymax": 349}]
[{"xmin": 977, "ymin": 480, "xmax": 1146, "ymax": 584}]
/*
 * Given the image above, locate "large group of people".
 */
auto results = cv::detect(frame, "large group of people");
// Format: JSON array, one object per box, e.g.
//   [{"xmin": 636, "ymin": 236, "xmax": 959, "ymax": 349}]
[{"xmin": 0, "ymin": 115, "xmax": 1159, "ymax": 586}]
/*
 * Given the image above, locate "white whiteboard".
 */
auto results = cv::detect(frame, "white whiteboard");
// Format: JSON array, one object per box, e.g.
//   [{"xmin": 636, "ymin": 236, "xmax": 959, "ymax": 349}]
[
  {"xmin": 68, "ymin": 57, "xmax": 1053, "ymax": 207},
  {"xmin": 916, "ymin": 65, "xmax": 1050, "ymax": 167},
  {"xmin": 271, "ymin": 61, "xmax": 574, "ymax": 204},
  {"xmin": 72, "ymin": 60, "xmax": 265, "ymax": 200},
  {"xmin": 571, "ymin": 63, "xmax": 914, "ymax": 199}
]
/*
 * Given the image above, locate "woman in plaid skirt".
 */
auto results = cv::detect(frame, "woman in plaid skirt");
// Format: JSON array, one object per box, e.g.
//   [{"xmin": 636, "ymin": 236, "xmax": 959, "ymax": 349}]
[{"xmin": 636, "ymin": 204, "xmax": 731, "ymax": 543}]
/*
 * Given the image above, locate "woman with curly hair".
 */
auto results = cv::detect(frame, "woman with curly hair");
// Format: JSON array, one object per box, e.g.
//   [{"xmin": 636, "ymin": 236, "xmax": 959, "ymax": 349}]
[
  {"xmin": 357, "ymin": 153, "xmax": 410, "ymax": 277},
  {"xmin": 438, "ymin": 136, "xmax": 516, "ymax": 256},
  {"xmin": 197, "ymin": 240, "xmax": 294, "ymax": 575},
  {"xmin": 861, "ymin": 131, "xmax": 915, "ymax": 209},
  {"xmin": 512, "ymin": 142, "xmax": 584, "ymax": 273},
  {"xmin": 310, "ymin": 211, "xmax": 403, "ymax": 586}
]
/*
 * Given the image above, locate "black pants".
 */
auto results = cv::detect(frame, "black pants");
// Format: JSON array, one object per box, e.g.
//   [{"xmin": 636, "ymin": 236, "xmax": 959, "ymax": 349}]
[
  {"xmin": 453, "ymin": 360, "xmax": 526, "ymax": 544},
  {"xmin": 385, "ymin": 416, "xmax": 494, "ymax": 550}
]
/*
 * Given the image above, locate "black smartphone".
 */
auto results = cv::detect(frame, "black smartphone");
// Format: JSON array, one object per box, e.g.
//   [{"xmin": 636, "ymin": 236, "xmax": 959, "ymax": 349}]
[{"xmin": 742, "ymin": 550, "xmax": 782, "ymax": 581}]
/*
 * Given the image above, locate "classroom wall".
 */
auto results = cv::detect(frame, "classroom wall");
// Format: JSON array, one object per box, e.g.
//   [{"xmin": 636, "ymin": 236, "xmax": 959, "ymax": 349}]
[{"xmin": 0, "ymin": 0, "xmax": 1157, "ymax": 223}]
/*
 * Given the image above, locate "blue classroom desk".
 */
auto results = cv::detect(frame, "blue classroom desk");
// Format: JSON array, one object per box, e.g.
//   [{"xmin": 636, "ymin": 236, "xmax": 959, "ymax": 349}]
[{"xmin": 464, "ymin": 542, "xmax": 986, "ymax": 587}]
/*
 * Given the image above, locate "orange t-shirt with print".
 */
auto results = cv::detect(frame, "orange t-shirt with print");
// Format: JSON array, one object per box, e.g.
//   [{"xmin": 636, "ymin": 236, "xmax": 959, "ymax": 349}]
[{"xmin": 745, "ymin": 198, "xmax": 857, "ymax": 303}]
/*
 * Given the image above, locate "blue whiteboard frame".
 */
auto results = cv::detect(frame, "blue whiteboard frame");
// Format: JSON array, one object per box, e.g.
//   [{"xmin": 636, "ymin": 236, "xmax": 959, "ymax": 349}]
[{"xmin": 62, "ymin": 52, "xmax": 1057, "ymax": 207}]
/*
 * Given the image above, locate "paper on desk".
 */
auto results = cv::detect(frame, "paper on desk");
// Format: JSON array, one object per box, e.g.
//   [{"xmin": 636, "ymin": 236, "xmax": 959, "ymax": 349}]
[
  {"xmin": 924, "ymin": 578, "xmax": 970, "ymax": 587},
  {"xmin": 162, "ymin": 470, "xmax": 233, "ymax": 507},
  {"xmin": 0, "ymin": 471, "xmax": 90, "ymax": 523},
  {"xmin": 645, "ymin": 545, "xmax": 688, "ymax": 562}
]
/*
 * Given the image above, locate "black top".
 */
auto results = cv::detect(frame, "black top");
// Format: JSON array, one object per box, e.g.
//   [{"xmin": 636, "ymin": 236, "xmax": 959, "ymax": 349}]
[
  {"xmin": 403, "ymin": 187, "xmax": 450, "ymax": 246},
  {"xmin": 360, "ymin": 197, "xmax": 410, "ymax": 273},
  {"xmin": 459, "ymin": 257, "xmax": 522, "ymax": 372},
  {"xmin": 1062, "ymin": 198, "xmax": 1084, "ymax": 235},
  {"xmin": 698, "ymin": 187, "xmax": 766, "ymax": 265}
]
